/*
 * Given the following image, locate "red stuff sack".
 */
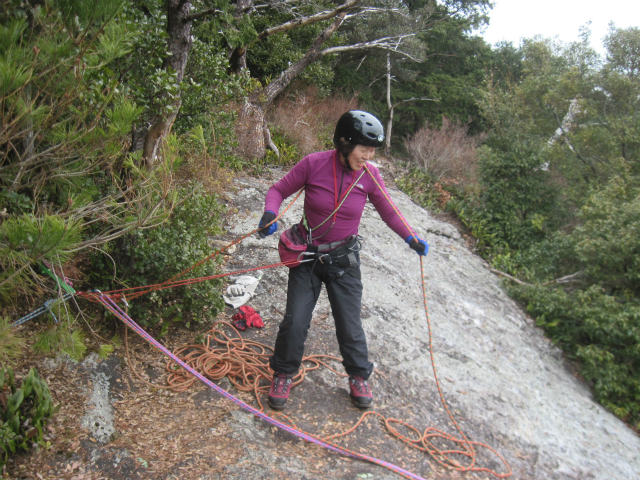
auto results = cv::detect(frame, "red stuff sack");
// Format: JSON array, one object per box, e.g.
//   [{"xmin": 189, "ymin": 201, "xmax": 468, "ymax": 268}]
[{"xmin": 278, "ymin": 224, "xmax": 309, "ymax": 268}]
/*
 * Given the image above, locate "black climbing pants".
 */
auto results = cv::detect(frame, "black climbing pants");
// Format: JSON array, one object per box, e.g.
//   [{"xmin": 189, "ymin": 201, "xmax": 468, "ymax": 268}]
[{"xmin": 269, "ymin": 252, "xmax": 374, "ymax": 379}]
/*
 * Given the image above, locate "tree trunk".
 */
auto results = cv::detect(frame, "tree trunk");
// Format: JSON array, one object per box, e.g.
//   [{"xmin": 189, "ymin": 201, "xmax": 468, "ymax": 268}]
[
  {"xmin": 236, "ymin": 101, "xmax": 267, "ymax": 159},
  {"xmin": 229, "ymin": 0, "xmax": 253, "ymax": 72},
  {"xmin": 236, "ymin": 12, "xmax": 349, "ymax": 159},
  {"xmin": 385, "ymin": 53, "xmax": 393, "ymax": 157},
  {"xmin": 142, "ymin": 0, "xmax": 193, "ymax": 168},
  {"xmin": 263, "ymin": 13, "xmax": 346, "ymax": 105}
]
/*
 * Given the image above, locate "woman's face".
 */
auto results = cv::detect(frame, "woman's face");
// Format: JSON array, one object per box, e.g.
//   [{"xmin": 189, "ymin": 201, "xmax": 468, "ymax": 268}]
[{"xmin": 346, "ymin": 145, "xmax": 376, "ymax": 170}]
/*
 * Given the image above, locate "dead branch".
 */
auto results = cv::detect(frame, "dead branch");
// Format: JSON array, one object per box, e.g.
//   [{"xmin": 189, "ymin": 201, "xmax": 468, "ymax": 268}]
[
  {"xmin": 184, "ymin": 7, "xmax": 224, "ymax": 22},
  {"xmin": 321, "ymin": 34, "xmax": 421, "ymax": 62},
  {"xmin": 257, "ymin": 0, "xmax": 360, "ymax": 40},
  {"xmin": 490, "ymin": 268, "xmax": 530, "ymax": 286},
  {"xmin": 545, "ymin": 271, "xmax": 584, "ymax": 285},
  {"xmin": 393, "ymin": 96, "xmax": 439, "ymax": 107},
  {"xmin": 490, "ymin": 268, "xmax": 584, "ymax": 287}
]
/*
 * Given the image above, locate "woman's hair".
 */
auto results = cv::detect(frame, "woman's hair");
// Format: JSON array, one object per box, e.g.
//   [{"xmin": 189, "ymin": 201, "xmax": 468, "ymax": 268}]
[{"xmin": 335, "ymin": 137, "xmax": 356, "ymax": 160}]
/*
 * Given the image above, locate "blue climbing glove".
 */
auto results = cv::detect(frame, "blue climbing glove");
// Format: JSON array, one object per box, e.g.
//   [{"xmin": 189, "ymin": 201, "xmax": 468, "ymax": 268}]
[
  {"xmin": 405, "ymin": 236, "xmax": 429, "ymax": 256},
  {"xmin": 258, "ymin": 210, "xmax": 278, "ymax": 238}
]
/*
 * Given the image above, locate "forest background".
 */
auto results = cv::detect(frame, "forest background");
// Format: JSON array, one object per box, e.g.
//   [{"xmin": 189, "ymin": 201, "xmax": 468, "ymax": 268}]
[{"xmin": 1, "ymin": 0, "xmax": 639, "ymax": 463}]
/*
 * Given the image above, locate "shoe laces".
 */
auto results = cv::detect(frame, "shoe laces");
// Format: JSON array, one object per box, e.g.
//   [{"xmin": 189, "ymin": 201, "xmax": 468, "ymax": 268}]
[
  {"xmin": 272, "ymin": 374, "xmax": 292, "ymax": 395},
  {"xmin": 349, "ymin": 376, "xmax": 370, "ymax": 395}
]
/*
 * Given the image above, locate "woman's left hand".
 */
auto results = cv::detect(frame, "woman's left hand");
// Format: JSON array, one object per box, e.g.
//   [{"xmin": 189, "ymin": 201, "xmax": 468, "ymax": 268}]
[{"xmin": 405, "ymin": 236, "xmax": 429, "ymax": 256}]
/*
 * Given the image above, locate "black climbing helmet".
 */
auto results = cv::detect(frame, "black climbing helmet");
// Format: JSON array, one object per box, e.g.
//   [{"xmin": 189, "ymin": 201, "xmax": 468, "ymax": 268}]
[{"xmin": 333, "ymin": 110, "xmax": 385, "ymax": 148}]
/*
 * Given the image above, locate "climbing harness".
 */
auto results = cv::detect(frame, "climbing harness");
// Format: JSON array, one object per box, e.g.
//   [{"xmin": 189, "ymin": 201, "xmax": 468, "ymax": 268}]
[
  {"xmin": 15, "ymin": 164, "xmax": 512, "ymax": 479},
  {"xmin": 312, "ymin": 235, "xmax": 361, "ymax": 267}
]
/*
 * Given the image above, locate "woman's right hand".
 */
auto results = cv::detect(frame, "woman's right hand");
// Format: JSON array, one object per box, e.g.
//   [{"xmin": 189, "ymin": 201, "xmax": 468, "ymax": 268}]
[{"xmin": 258, "ymin": 211, "xmax": 278, "ymax": 237}]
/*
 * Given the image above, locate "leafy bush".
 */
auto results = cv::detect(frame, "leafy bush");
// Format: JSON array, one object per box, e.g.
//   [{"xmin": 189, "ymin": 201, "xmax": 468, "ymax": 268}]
[
  {"xmin": 263, "ymin": 130, "xmax": 301, "ymax": 168},
  {"xmin": 34, "ymin": 326, "xmax": 87, "ymax": 362},
  {"xmin": 447, "ymin": 195, "xmax": 505, "ymax": 255},
  {"xmin": 572, "ymin": 174, "xmax": 640, "ymax": 295},
  {"xmin": 1, "ymin": 367, "xmax": 57, "ymax": 467},
  {"xmin": 90, "ymin": 183, "xmax": 227, "ymax": 333},
  {"xmin": 492, "ymin": 231, "xmax": 578, "ymax": 283},
  {"xmin": 396, "ymin": 166, "xmax": 444, "ymax": 213},
  {"xmin": 509, "ymin": 283, "xmax": 640, "ymax": 429},
  {"xmin": 475, "ymin": 143, "xmax": 559, "ymax": 251}
]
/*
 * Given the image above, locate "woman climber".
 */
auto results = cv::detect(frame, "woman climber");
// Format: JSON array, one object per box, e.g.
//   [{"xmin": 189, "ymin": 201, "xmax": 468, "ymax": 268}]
[{"xmin": 257, "ymin": 110, "xmax": 428, "ymax": 410}]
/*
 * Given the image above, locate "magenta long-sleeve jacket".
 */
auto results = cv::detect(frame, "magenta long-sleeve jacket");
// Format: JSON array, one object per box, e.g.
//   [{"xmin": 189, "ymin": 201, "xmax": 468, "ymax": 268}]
[{"xmin": 264, "ymin": 149, "xmax": 415, "ymax": 246}]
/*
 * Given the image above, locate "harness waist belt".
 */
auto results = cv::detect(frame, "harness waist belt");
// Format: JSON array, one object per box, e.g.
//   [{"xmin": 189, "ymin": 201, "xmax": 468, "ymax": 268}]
[{"xmin": 313, "ymin": 235, "xmax": 358, "ymax": 253}]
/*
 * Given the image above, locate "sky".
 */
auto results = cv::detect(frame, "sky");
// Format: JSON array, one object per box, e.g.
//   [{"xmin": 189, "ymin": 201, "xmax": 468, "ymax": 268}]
[{"xmin": 478, "ymin": 0, "xmax": 640, "ymax": 54}]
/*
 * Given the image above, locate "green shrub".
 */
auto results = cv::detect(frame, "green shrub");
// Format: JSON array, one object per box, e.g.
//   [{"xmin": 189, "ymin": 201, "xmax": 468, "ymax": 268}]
[
  {"xmin": 509, "ymin": 283, "xmax": 640, "ymax": 428},
  {"xmin": 90, "ymin": 183, "xmax": 227, "ymax": 333},
  {"xmin": 34, "ymin": 326, "xmax": 87, "ymax": 362},
  {"xmin": 0, "ymin": 215, "xmax": 83, "ymax": 303},
  {"xmin": 263, "ymin": 130, "xmax": 301, "ymax": 168},
  {"xmin": 447, "ymin": 195, "xmax": 504, "ymax": 255},
  {"xmin": 0, "ymin": 367, "xmax": 57, "ymax": 467},
  {"xmin": 475, "ymin": 143, "xmax": 559, "ymax": 251},
  {"xmin": 396, "ymin": 166, "xmax": 442, "ymax": 213},
  {"xmin": 0, "ymin": 190, "xmax": 33, "ymax": 216},
  {"xmin": 572, "ymin": 174, "xmax": 640, "ymax": 295}
]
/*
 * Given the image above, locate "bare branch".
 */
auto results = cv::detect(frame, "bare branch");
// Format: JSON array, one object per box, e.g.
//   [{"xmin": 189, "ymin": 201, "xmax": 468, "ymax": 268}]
[
  {"xmin": 353, "ymin": 7, "xmax": 403, "ymax": 16},
  {"xmin": 393, "ymin": 96, "xmax": 438, "ymax": 108},
  {"xmin": 490, "ymin": 268, "xmax": 584, "ymax": 287},
  {"xmin": 544, "ymin": 271, "xmax": 584, "ymax": 285},
  {"xmin": 257, "ymin": 0, "xmax": 360, "ymax": 40},
  {"xmin": 320, "ymin": 34, "xmax": 421, "ymax": 62},
  {"xmin": 355, "ymin": 55, "xmax": 367, "ymax": 71},
  {"xmin": 490, "ymin": 268, "xmax": 530, "ymax": 286}
]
